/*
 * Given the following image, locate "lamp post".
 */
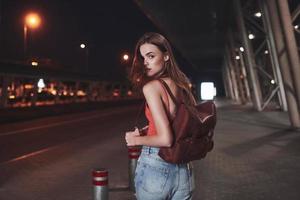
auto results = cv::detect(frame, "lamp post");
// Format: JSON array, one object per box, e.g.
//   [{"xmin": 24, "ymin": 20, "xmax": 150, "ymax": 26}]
[
  {"xmin": 80, "ymin": 43, "xmax": 89, "ymax": 73},
  {"xmin": 122, "ymin": 53, "xmax": 130, "ymax": 70},
  {"xmin": 24, "ymin": 13, "xmax": 41, "ymax": 60},
  {"xmin": 121, "ymin": 53, "xmax": 131, "ymax": 82}
]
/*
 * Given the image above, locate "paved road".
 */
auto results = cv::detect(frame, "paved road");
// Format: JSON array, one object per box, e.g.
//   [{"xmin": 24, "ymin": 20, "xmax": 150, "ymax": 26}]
[{"xmin": 0, "ymin": 104, "xmax": 142, "ymax": 200}]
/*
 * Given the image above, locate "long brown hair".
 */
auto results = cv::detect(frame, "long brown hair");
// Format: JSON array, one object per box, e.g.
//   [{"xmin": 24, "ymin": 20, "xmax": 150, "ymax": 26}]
[{"xmin": 130, "ymin": 32, "xmax": 196, "ymax": 106}]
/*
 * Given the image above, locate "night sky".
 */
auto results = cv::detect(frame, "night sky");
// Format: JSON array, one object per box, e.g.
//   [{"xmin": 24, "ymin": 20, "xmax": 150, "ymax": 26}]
[{"xmin": 0, "ymin": 0, "xmax": 159, "ymax": 80}]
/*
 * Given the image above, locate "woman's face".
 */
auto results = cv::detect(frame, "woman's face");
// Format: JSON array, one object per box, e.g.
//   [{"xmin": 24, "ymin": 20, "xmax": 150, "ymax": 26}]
[{"xmin": 139, "ymin": 43, "xmax": 169, "ymax": 77}]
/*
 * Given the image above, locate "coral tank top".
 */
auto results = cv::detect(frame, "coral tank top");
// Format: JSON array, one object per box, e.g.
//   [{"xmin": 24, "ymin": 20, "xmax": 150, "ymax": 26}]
[{"xmin": 145, "ymin": 83, "xmax": 170, "ymax": 136}]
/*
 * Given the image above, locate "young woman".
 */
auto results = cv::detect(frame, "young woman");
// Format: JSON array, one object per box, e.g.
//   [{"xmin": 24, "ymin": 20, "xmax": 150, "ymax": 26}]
[{"xmin": 125, "ymin": 32, "xmax": 196, "ymax": 200}]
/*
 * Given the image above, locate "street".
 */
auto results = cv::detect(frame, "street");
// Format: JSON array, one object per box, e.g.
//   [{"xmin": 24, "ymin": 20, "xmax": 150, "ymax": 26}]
[{"xmin": 0, "ymin": 104, "xmax": 141, "ymax": 200}]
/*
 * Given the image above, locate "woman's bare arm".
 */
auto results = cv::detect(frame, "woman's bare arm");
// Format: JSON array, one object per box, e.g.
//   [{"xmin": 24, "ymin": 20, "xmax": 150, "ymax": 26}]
[{"xmin": 125, "ymin": 80, "xmax": 173, "ymax": 147}]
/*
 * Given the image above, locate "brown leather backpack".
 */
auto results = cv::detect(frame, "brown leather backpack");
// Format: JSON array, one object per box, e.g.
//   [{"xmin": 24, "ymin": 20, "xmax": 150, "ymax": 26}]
[{"xmin": 158, "ymin": 79, "xmax": 217, "ymax": 164}]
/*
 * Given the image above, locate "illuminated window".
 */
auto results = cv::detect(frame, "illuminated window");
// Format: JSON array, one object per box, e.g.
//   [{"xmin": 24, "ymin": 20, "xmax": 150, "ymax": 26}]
[
  {"xmin": 37, "ymin": 79, "xmax": 45, "ymax": 89},
  {"xmin": 201, "ymin": 82, "xmax": 216, "ymax": 100}
]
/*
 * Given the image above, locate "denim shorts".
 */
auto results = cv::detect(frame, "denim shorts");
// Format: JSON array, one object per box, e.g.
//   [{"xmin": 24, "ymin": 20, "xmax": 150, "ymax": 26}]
[{"xmin": 134, "ymin": 146, "xmax": 194, "ymax": 200}]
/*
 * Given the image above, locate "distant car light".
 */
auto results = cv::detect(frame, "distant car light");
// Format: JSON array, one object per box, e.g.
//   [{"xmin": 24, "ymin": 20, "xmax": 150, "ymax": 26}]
[
  {"xmin": 113, "ymin": 89, "xmax": 120, "ymax": 97},
  {"xmin": 24, "ymin": 84, "xmax": 34, "ymax": 89},
  {"xmin": 50, "ymin": 90, "xmax": 57, "ymax": 95},
  {"xmin": 77, "ymin": 90, "xmax": 86, "ymax": 96},
  {"xmin": 9, "ymin": 95, "xmax": 16, "ymax": 99},
  {"xmin": 31, "ymin": 61, "xmax": 38, "ymax": 66},
  {"xmin": 127, "ymin": 90, "xmax": 133, "ymax": 96}
]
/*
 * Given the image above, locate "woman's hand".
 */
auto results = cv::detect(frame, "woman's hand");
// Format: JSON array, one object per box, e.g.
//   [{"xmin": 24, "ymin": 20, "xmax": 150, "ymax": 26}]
[
  {"xmin": 139, "ymin": 125, "xmax": 149, "ymax": 136},
  {"xmin": 125, "ymin": 127, "xmax": 140, "ymax": 146}
]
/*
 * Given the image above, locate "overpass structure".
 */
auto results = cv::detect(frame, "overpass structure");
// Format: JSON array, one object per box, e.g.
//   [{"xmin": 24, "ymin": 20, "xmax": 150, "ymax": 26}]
[{"xmin": 135, "ymin": 0, "xmax": 300, "ymax": 127}]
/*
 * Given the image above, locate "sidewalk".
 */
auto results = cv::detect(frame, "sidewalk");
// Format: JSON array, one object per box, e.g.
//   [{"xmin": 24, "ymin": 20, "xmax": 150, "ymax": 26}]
[{"xmin": 192, "ymin": 99, "xmax": 300, "ymax": 200}]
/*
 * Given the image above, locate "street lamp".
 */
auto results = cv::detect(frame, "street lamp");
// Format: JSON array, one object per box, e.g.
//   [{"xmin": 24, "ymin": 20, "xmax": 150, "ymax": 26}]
[
  {"xmin": 80, "ymin": 43, "xmax": 89, "ymax": 73},
  {"xmin": 254, "ymin": 12, "xmax": 262, "ymax": 18},
  {"xmin": 31, "ymin": 61, "xmax": 38, "ymax": 66},
  {"xmin": 24, "ymin": 12, "xmax": 41, "ymax": 60},
  {"xmin": 80, "ymin": 44, "xmax": 86, "ymax": 49},
  {"xmin": 248, "ymin": 33, "xmax": 255, "ymax": 40},
  {"xmin": 123, "ymin": 54, "xmax": 129, "ymax": 61},
  {"xmin": 121, "ymin": 53, "xmax": 131, "ymax": 82}
]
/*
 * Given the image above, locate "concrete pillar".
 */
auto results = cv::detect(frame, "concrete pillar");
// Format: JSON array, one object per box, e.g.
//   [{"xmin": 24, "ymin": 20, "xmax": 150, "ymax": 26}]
[
  {"xmin": 228, "ymin": 30, "xmax": 247, "ymax": 104},
  {"xmin": 96, "ymin": 82, "xmax": 102, "ymax": 101},
  {"xmin": 266, "ymin": 0, "xmax": 300, "ymax": 127},
  {"xmin": 233, "ymin": 54, "xmax": 247, "ymax": 104},
  {"xmin": 31, "ymin": 79, "xmax": 38, "ymax": 106},
  {"xmin": 74, "ymin": 81, "xmax": 80, "ymax": 103},
  {"xmin": 225, "ymin": 46, "xmax": 240, "ymax": 103},
  {"xmin": 224, "ymin": 64, "xmax": 235, "ymax": 99},
  {"xmin": 222, "ymin": 65, "xmax": 231, "ymax": 98},
  {"xmin": 88, "ymin": 82, "xmax": 94, "ymax": 102},
  {"xmin": 259, "ymin": 0, "xmax": 288, "ymax": 111},
  {"xmin": 54, "ymin": 81, "xmax": 60, "ymax": 104},
  {"xmin": 234, "ymin": 0, "xmax": 263, "ymax": 110},
  {"xmin": 96, "ymin": 82, "xmax": 103, "ymax": 101},
  {"xmin": 238, "ymin": 50, "xmax": 251, "ymax": 101},
  {"xmin": 276, "ymin": 0, "xmax": 300, "ymax": 108},
  {"xmin": 222, "ymin": 68, "xmax": 229, "ymax": 98},
  {"xmin": 0, "ymin": 76, "xmax": 9, "ymax": 108}
]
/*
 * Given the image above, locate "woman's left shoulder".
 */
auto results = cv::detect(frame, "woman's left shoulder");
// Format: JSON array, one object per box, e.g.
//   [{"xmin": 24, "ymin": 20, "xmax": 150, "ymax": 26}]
[{"xmin": 142, "ymin": 80, "xmax": 163, "ymax": 95}]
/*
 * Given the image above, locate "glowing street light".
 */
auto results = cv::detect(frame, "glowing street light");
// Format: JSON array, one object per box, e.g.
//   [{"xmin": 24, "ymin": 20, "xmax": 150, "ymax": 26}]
[
  {"xmin": 235, "ymin": 55, "xmax": 240, "ymax": 60},
  {"xmin": 24, "ymin": 12, "xmax": 41, "ymax": 60},
  {"xmin": 80, "ymin": 43, "xmax": 86, "ymax": 49},
  {"xmin": 248, "ymin": 33, "xmax": 255, "ymax": 40},
  {"xmin": 239, "ymin": 47, "xmax": 244, "ymax": 52},
  {"xmin": 31, "ymin": 61, "xmax": 38, "ymax": 66},
  {"xmin": 25, "ymin": 13, "xmax": 41, "ymax": 28},
  {"xmin": 123, "ymin": 54, "xmax": 129, "ymax": 61},
  {"xmin": 254, "ymin": 12, "xmax": 262, "ymax": 18}
]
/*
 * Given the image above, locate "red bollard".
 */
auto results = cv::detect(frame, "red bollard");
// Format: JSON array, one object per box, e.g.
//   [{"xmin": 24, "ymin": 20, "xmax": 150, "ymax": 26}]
[
  {"xmin": 92, "ymin": 168, "xmax": 108, "ymax": 200},
  {"xmin": 128, "ymin": 146, "xmax": 141, "ymax": 191}
]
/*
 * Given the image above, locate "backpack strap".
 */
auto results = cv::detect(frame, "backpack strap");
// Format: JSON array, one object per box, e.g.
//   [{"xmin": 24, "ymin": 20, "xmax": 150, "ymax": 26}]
[
  {"xmin": 159, "ymin": 81, "xmax": 170, "ymax": 111},
  {"xmin": 158, "ymin": 79, "xmax": 179, "ymax": 106}
]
